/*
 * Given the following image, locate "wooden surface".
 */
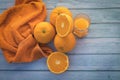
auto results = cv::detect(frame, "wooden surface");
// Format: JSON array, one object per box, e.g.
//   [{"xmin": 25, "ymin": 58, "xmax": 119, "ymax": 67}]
[{"xmin": 0, "ymin": 0, "xmax": 120, "ymax": 80}]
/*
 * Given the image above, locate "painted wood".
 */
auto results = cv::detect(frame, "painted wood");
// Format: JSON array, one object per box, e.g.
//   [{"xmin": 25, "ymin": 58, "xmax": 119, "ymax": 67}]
[
  {"xmin": 0, "ymin": 71, "xmax": 120, "ymax": 80},
  {"xmin": 1, "ymin": 0, "xmax": 120, "ymax": 9},
  {"xmin": 87, "ymin": 24, "xmax": 120, "ymax": 38},
  {"xmin": 1, "ymin": 2, "xmax": 120, "ymax": 24},
  {"xmin": 46, "ymin": 9, "xmax": 120, "ymax": 23},
  {"xmin": 48, "ymin": 0, "xmax": 120, "ymax": 3},
  {"xmin": 1, "ymin": 9, "xmax": 120, "ymax": 24},
  {"xmin": 0, "ymin": 54, "xmax": 120, "ymax": 70},
  {"xmin": 70, "ymin": 38, "xmax": 120, "ymax": 54},
  {"xmin": 0, "ymin": 37, "xmax": 119, "ymax": 61},
  {"xmin": 49, "ymin": 38, "xmax": 120, "ymax": 54},
  {"xmin": 1, "ymin": 0, "xmax": 120, "ymax": 3},
  {"xmin": 0, "ymin": 0, "xmax": 120, "ymax": 80}
]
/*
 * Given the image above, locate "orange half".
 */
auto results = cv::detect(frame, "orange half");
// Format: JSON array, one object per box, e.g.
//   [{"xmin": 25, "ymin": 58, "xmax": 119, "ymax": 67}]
[
  {"xmin": 47, "ymin": 52, "xmax": 69, "ymax": 74},
  {"xmin": 56, "ymin": 14, "xmax": 73, "ymax": 37}
]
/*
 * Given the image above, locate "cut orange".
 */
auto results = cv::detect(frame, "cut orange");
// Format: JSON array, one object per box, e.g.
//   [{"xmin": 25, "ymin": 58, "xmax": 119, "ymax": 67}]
[
  {"xmin": 47, "ymin": 52, "xmax": 69, "ymax": 74},
  {"xmin": 50, "ymin": 6, "xmax": 72, "ymax": 26},
  {"xmin": 56, "ymin": 14, "xmax": 73, "ymax": 37}
]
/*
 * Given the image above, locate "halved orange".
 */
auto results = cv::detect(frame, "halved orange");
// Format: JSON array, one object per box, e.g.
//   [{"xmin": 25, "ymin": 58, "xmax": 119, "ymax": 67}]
[
  {"xmin": 47, "ymin": 52, "xmax": 69, "ymax": 74},
  {"xmin": 50, "ymin": 6, "xmax": 72, "ymax": 26},
  {"xmin": 56, "ymin": 14, "xmax": 73, "ymax": 37}
]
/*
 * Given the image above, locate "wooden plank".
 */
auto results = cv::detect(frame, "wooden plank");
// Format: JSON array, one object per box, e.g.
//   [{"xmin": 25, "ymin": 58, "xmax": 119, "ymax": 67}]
[
  {"xmin": 87, "ymin": 24, "xmax": 120, "ymax": 38},
  {"xmin": 1, "ymin": 4, "xmax": 120, "ymax": 23},
  {"xmin": 69, "ymin": 55, "xmax": 120, "ymax": 70},
  {"xmin": 56, "ymin": 2, "xmax": 120, "ymax": 9},
  {"xmin": 69, "ymin": 38, "xmax": 120, "ymax": 54},
  {"xmin": 46, "ymin": 9, "xmax": 120, "ymax": 23},
  {"xmin": 0, "ymin": 38, "xmax": 119, "ymax": 55},
  {"xmin": 53, "ymin": 0, "xmax": 120, "ymax": 3},
  {"xmin": 0, "ymin": 0, "xmax": 120, "ymax": 9},
  {"xmin": 0, "ymin": 15, "xmax": 119, "ymax": 38},
  {"xmin": 0, "ymin": 2, "xmax": 14, "ymax": 9},
  {"xmin": 0, "ymin": 0, "xmax": 14, "ymax": 2},
  {"xmin": 44, "ymin": 0, "xmax": 120, "ymax": 9},
  {"xmin": 1, "ymin": 0, "xmax": 120, "ymax": 3},
  {"xmin": 49, "ymin": 38, "xmax": 120, "ymax": 54},
  {"xmin": 1, "ymin": 9, "xmax": 120, "ymax": 23},
  {"xmin": 0, "ymin": 54, "xmax": 120, "ymax": 70},
  {"xmin": 0, "ymin": 71, "xmax": 120, "ymax": 80},
  {"xmin": 0, "ymin": 9, "xmax": 120, "ymax": 37}
]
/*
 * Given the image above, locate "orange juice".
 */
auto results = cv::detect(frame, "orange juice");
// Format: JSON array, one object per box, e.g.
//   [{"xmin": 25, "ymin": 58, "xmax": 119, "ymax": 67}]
[{"xmin": 73, "ymin": 14, "xmax": 90, "ymax": 38}]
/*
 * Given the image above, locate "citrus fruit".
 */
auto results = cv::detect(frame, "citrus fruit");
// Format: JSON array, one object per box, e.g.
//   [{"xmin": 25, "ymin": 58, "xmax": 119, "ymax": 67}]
[
  {"xmin": 34, "ymin": 22, "xmax": 55, "ymax": 44},
  {"xmin": 47, "ymin": 52, "xmax": 69, "ymax": 74},
  {"xmin": 54, "ymin": 33, "xmax": 76, "ymax": 52},
  {"xmin": 50, "ymin": 6, "xmax": 72, "ymax": 26},
  {"xmin": 56, "ymin": 14, "xmax": 73, "ymax": 37}
]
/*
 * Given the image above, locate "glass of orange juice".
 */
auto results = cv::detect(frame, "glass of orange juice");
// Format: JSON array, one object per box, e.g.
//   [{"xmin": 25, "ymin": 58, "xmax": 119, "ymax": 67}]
[{"xmin": 73, "ymin": 13, "xmax": 91, "ymax": 38}]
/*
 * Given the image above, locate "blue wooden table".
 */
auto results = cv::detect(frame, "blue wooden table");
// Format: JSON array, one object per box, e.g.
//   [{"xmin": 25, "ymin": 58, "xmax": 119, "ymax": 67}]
[{"xmin": 0, "ymin": 0, "xmax": 120, "ymax": 80}]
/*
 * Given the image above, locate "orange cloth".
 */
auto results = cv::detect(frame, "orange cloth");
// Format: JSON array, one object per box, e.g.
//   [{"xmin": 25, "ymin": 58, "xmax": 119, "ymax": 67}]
[{"xmin": 0, "ymin": 0, "xmax": 52, "ymax": 63}]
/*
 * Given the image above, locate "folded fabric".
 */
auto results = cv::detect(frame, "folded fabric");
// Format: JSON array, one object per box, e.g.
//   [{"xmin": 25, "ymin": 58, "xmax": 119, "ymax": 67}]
[{"xmin": 0, "ymin": 0, "xmax": 52, "ymax": 63}]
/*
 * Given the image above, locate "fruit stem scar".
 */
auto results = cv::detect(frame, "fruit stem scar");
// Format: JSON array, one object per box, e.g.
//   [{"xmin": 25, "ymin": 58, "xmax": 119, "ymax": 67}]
[
  {"xmin": 42, "ymin": 30, "xmax": 46, "ymax": 33},
  {"xmin": 61, "ymin": 22, "xmax": 64, "ymax": 28},
  {"xmin": 59, "ymin": 47, "xmax": 64, "ymax": 51}
]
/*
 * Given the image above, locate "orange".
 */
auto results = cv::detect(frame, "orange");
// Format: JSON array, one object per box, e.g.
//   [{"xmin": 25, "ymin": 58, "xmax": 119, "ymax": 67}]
[
  {"xmin": 54, "ymin": 33, "xmax": 76, "ymax": 52},
  {"xmin": 56, "ymin": 14, "xmax": 73, "ymax": 37},
  {"xmin": 50, "ymin": 6, "xmax": 72, "ymax": 26},
  {"xmin": 47, "ymin": 52, "xmax": 69, "ymax": 74},
  {"xmin": 34, "ymin": 22, "xmax": 55, "ymax": 44}
]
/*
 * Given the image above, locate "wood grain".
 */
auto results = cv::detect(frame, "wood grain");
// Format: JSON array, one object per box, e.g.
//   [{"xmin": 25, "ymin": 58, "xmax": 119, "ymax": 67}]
[
  {"xmin": 0, "ymin": 0, "xmax": 120, "ymax": 80},
  {"xmin": 1, "ymin": 9, "xmax": 120, "ymax": 23},
  {"xmin": 46, "ymin": 9, "xmax": 120, "ymax": 23},
  {"xmin": 48, "ymin": 38, "xmax": 120, "ymax": 54},
  {"xmin": 0, "ymin": 54, "xmax": 120, "ymax": 70},
  {"xmin": 1, "ymin": 0, "xmax": 120, "ymax": 9},
  {"xmin": 0, "ymin": 71, "xmax": 120, "ymax": 80}
]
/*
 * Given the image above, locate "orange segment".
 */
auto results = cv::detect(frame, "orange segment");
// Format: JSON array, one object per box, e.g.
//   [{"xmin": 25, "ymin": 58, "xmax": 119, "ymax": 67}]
[
  {"xmin": 47, "ymin": 52, "xmax": 69, "ymax": 74},
  {"xmin": 56, "ymin": 14, "xmax": 73, "ymax": 37}
]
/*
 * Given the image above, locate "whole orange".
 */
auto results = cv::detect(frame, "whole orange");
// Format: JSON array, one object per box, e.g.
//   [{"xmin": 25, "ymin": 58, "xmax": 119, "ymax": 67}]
[
  {"xmin": 50, "ymin": 6, "xmax": 72, "ymax": 26},
  {"xmin": 34, "ymin": 22, "xmax": 55, "ymax": 44},
  {"xmin": 54, "ymin": 33, "xmax": 76, "ymax": 53}
]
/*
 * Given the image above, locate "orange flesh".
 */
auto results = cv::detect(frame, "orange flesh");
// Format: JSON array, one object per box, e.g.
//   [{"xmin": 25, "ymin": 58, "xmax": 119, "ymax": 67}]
[
  {"xmin": 74, "ymin": 18, "xmax": 89, "ymax": 30},
  {"xmin": 57, "ymin": 15, "xmax": 69, "ymax": 35},
  {"xmin": 47, "ymin": 52, "xmax": 69, "ymax": 73}
]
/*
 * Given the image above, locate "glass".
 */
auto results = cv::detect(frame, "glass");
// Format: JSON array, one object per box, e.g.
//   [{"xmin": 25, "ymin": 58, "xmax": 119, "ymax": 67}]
[{"xmin": 73, "ymin": 13, "xmax": 91, "ymax": 38}]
